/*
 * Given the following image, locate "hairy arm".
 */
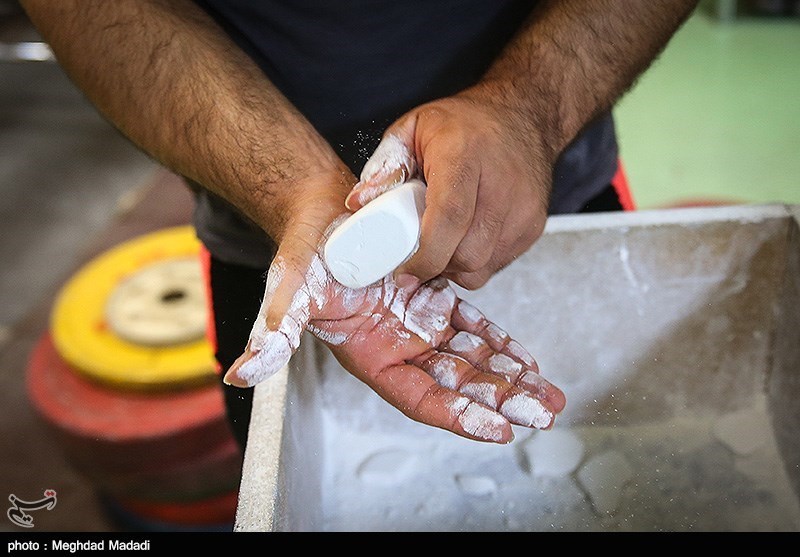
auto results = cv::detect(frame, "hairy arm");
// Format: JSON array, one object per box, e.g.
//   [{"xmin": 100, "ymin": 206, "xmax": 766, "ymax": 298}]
[
  {"xmin": 19, "ymin": 0, "xmax": 353, "ymax": 243},
  {"xmin": 351, "ymin": 0, "xmax": 699, "ymax": 288},
  {"xmin": 479, "ymin": 0, "xmax": 700, "ymax": 162}
]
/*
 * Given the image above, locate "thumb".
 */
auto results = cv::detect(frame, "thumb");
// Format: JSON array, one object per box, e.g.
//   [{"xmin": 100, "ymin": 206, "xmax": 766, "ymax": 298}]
[
  {"xmin": 224, "ymin": 226, "xmax": 328, "ymax": 388},
  {"xmin": 345, "ymin": 117, "xmax": 418, "ymax": 211}
]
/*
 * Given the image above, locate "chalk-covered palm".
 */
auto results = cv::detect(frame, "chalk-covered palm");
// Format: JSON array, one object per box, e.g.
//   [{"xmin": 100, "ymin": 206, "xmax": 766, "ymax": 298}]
[{"xmin": 224, "ymin": 213, "xmax": 566, "ymax": 444}]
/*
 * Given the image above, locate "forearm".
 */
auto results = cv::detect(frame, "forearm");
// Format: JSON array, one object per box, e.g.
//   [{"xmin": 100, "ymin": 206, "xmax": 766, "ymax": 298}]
[
  {"xmin": 473, "ymin": 0, "xmax": 698, "ymax": 161},
  {"xmin": 20, "ymin": 0, "xmax": 352, "ymax": 242}
]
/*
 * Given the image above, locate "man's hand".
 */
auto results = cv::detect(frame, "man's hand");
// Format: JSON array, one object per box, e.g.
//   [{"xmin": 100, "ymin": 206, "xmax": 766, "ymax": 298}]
[
  {"xmin": 224, "ymin": 206, "xmax": 566, "ymax": 444},
  {"xmin": 346, "ymin": 0, "xmax": 699, "ymax": 291},
  {"xmin": 346, "ymin": 87, "xmax": 552, "ymax": 291}
]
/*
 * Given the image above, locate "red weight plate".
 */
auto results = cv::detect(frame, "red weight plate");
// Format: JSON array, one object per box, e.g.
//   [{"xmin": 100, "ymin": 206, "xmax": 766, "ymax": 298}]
[
  {"xmin": 87, "ymin": 434, "xmax": 243, "ymax": 503},
  {"xmin": 27, "ymin": 334, "xmax": 235, "ymax": 473},
  {"xmin": 111, "ymin": 489, "xmax": 239, "ymax": 527}
]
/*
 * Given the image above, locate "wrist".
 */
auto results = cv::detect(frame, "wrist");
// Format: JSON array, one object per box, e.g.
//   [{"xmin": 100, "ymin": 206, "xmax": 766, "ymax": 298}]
[{"xmin": 268, "ymin": 166, "xmax": 356, "ymax": 246}]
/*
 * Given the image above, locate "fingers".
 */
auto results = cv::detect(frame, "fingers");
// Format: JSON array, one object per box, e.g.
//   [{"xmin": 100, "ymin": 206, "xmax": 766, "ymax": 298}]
[
  {"xmin": 395, "ymin": 135, "xmax": 480, "ymax": 283},
  {"xmin": 224, "ymin": 225, "xmax": 330, "ymax": 388},
  {"xmin": 444, "ymin": 329, "xmax": 566, "ymax": 417},
  {"xmin": 446, "ymin": 200, "xmax": 546, "ymax": 290},
  {"xmin": 443, "ymin": 172, "xmax": 508, "ymax": 281},
  {"xmin": 346, "ymin": 129, "xmax": 417, "ymax": 211},
  {"xmin": 367, "ymin": 279, "xmax": 563, "ymax": 433},
  {"xmin": 425, "ymin": 342, "xmax": 557, "ymax": 430},
  {"xmin": 368, "ymin": 363, "xmax": 514, "ymax": 444},
  {"xmin": 415, "ymin": 351, "xmax": 553, "ymax": 431},
  {"xmin": 449, "ymin": 299, "xmax": 567, "ymax": 415},
  {"xmin": 452, "ymin": 299, "xmax": 538, "ymax": 370}
]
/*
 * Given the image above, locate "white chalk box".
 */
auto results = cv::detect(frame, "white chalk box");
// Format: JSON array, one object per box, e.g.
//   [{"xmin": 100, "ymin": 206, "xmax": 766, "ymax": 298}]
[{"xmin": 235, "ymin": 204, "xmax": 800, "ymax": 532}]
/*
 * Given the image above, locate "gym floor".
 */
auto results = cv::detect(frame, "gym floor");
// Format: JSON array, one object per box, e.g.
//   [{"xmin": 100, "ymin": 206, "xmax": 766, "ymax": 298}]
[{"xmin": 0, "ymin": 4, "xmax": 798, "ymax": 532}]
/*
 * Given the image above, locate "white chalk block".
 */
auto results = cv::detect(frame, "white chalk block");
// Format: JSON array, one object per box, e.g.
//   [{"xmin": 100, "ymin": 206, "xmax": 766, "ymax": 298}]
[{"xmin": 324, "ymin": 179, "xmax": 426, "ymax": 289}]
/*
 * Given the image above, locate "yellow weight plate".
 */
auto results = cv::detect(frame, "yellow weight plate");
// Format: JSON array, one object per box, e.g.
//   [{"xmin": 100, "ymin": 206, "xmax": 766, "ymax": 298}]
[{"xmin": 51, "ymin": 226, "xmax": 217, "ymax": 391}]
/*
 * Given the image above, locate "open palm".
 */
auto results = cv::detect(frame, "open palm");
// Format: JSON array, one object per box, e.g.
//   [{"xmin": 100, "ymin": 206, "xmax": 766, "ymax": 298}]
[{"xmin": 224, "ymin": 215, "xmax": 566, "ymax": 444}]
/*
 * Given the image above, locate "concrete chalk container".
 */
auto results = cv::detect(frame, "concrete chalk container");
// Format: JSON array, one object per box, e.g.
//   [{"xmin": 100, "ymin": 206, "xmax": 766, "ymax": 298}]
[{"xmin": 235, "ymin": 204, "xmax": 800, "ymax": 532}]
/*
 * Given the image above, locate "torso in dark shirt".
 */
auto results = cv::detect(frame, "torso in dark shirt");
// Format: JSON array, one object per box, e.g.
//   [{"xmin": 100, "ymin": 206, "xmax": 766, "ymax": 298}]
[{"xmin": 191, "ymin": 0, "xmax": 618, "ymax": 267}]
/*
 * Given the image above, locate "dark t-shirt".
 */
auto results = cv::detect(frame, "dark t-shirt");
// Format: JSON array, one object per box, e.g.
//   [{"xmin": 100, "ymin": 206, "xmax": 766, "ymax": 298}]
[{"xmin": 192, "ymin": 0, "xmax": 618, "ymax": 267}]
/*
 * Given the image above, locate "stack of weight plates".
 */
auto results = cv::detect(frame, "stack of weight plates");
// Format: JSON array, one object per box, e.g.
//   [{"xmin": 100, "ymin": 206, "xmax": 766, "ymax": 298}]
[{"xmin": 26, "ymin": 226, "xmax": 242, "ymax": 532}]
